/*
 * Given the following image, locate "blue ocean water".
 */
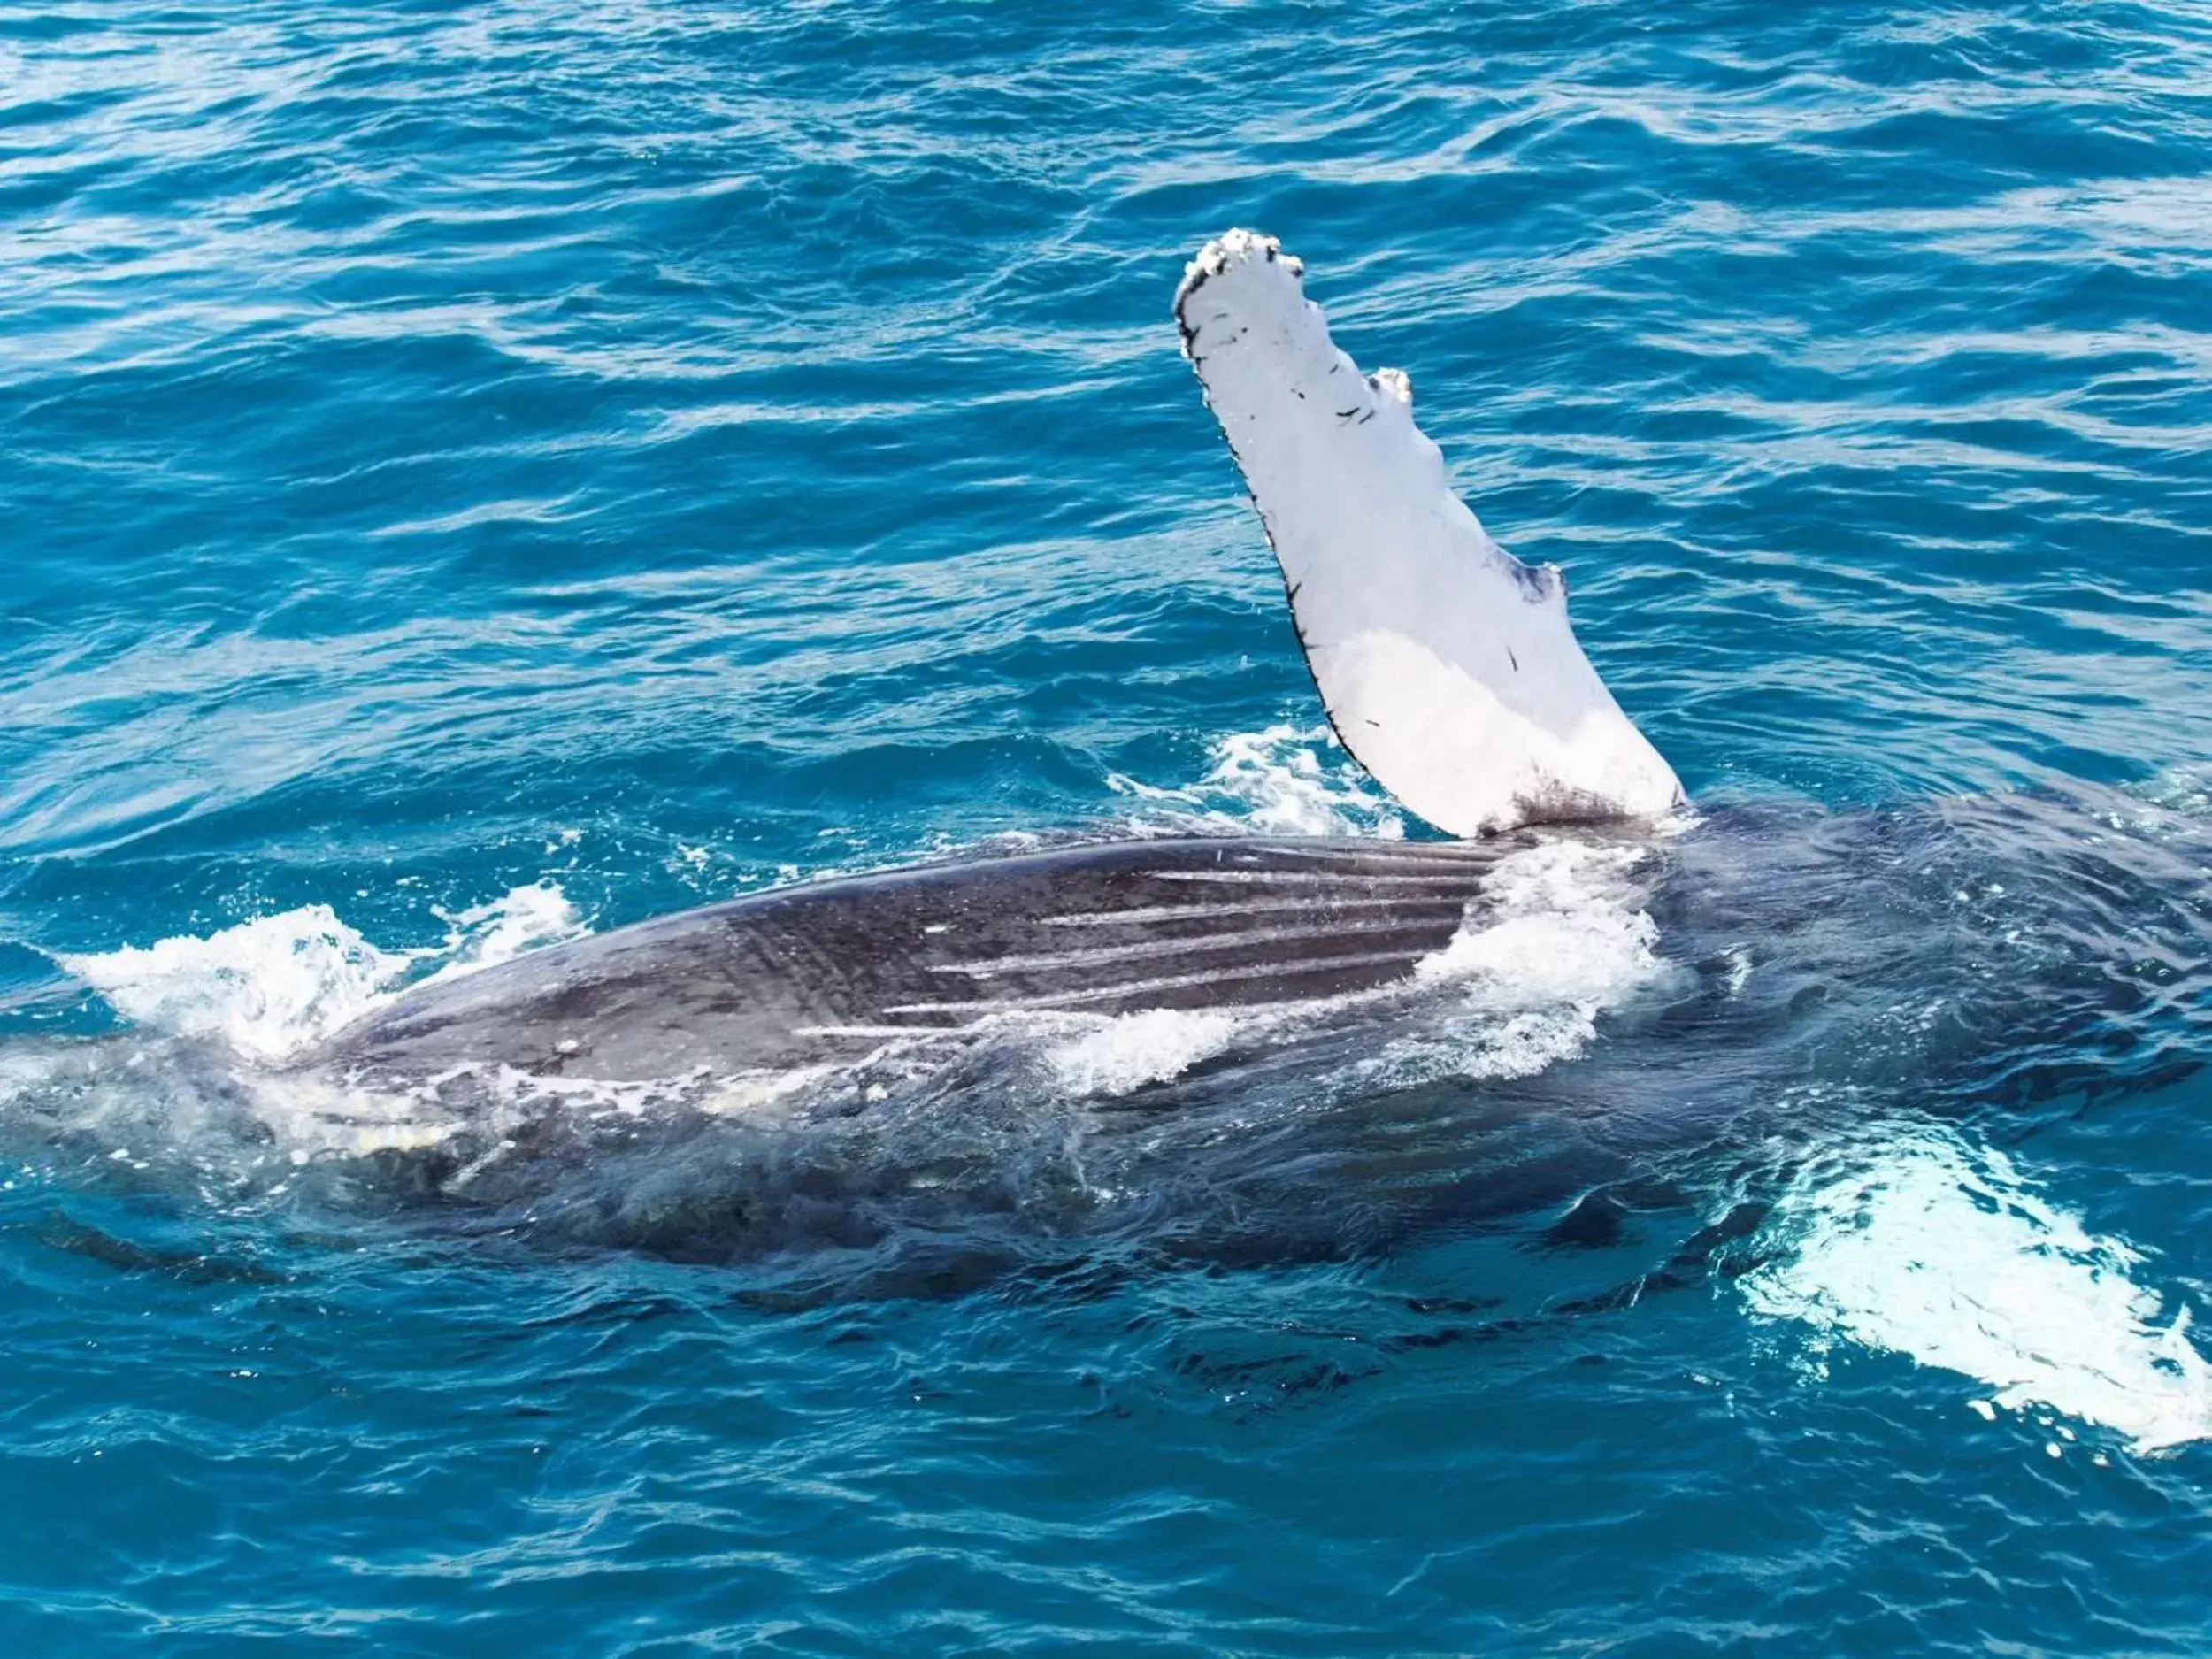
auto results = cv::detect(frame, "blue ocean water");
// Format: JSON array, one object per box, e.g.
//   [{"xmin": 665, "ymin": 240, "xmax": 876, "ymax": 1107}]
[{"xmin": 4, "ymin": 0, "xmax": 2212, "ymax": 1649}]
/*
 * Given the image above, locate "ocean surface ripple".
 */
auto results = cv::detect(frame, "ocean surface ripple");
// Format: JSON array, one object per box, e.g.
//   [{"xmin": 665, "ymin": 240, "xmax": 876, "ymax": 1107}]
[{"xmin": 4, "ymin": 0, "xmax": 2211, "ymax": 1650}]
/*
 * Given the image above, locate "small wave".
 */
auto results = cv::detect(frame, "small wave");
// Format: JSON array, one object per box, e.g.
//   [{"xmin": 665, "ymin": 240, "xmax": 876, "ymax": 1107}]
[
  {"xmin": 2120, "ymin": 764, "xmax": 2212, "ymax": 829},
  {"xmin": 1108, "ymin": 724, "xmax": 1406, "ymax": 840},
  {"xmin": 1740, "ymin": 1127, "xmax": 2212, "ymax": 1455},
  {"xmin": 58, "ymin": 882, "xmax": 586, "ymax": 1065},
  {"xmin": 58, "ymin": 908, "xmax": 410, "ymax": 1064},
  {"xmin": 1043, "ymin": 1008, "xmax": 1248, "ymax": 1098},
  {"xmin": 1398, "ymin": 839, "xmax": 1676, "ymax": 1083}
]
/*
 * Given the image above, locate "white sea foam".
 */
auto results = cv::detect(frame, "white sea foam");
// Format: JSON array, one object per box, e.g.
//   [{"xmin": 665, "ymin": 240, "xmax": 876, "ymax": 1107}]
[
  {"xmin": 59, "ymin": 907, "xmax": 412, "ymax": 1064},
  {"xmin": 1740, "ymin": 1127, "xmax": 2212, "ymax": 1454},
  {"xmin": 1110, "ymin": 723, "xmax": 1405, "ymax": 839},
  {"xmin": 1045, "ymin": 1008, "xmax": 1247, "ymax": 1097},
  {"xmin": 423, "ymin": 880, "xmax": 586, "ymax": 984},
  {"xmin": 2129, "ymin": 764, "xmax": 2211, "ymax": 818},
  {"xmin": 1413, "ymin": 838, "xmax": 1673, "ymax": 1079},
  {"xmin": 60, "ymin": 882, "xmax": 587, "ymax": 1066},
  {"xmin": 2116, "ymin": 764, "xmax": 2212, "ymax": 841},
  {"xmin": 1031, "ymin": 836, "xmax": 1669, "ymax": 1097}
]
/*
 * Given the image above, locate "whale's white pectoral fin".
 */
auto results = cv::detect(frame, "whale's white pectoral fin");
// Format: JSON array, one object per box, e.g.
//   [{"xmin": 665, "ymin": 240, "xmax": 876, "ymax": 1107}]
[{"xmin": 1176, "ymin": 229, "xmax": 1685, "ymax": 837}]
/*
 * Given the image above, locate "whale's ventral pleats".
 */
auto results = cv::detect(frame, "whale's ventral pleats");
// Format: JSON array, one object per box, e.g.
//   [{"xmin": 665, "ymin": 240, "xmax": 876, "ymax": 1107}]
[{"xmin": 303, "ymin": 837, "xmax": 1514, "ymax": 1087}]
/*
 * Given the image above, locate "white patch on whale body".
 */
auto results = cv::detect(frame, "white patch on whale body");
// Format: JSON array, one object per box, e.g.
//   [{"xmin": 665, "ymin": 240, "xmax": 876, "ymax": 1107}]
[
  {"xmin": 60, "ymin": 882, "xmax": 588, "ymax": 1066},
  {"xmin": 1176, "ymin": 230, "xmax": 1683, "ymax": 838},
  {"xmin": 1740, "ymin": 1127, "xmax": 2212, "ymax": 1454}
]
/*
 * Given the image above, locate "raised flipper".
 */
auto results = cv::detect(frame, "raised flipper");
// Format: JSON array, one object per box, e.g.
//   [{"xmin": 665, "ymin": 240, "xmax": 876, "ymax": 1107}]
[{"xmin": 1176, "ymin": 230, "xmax": 1684, "ymax": 837}]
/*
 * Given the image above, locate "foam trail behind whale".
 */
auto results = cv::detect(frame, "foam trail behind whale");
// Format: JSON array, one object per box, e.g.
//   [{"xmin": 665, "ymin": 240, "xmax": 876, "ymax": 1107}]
[{"xmin": 1177, "ymin": 230, "xmax": 1683, "ymax": 837}]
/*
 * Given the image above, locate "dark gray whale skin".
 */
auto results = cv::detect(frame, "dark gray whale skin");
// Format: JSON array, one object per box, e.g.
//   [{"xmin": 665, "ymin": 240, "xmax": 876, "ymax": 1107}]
[
  {"xmin": 161, "ymin": 793, "xmax": 2209, "ymax": 1285},
  {"xmin": 300, "ymin": 835, "xmax": 1521, "ymax": 1090}
]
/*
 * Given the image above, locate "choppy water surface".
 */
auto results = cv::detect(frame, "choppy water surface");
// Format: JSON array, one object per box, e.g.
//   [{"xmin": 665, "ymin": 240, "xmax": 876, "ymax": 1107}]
[{"xmin": 5, "ymin": 0, "xmax": 2212, "ymax": 1649}]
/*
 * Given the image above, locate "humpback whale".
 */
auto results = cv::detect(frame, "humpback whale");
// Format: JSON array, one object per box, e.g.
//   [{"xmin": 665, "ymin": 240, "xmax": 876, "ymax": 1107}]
[
  {"xmin": 27, "ymin": 234, "xmax": 2206, "ymax": 1318},
  {"xmin": 301, "ymin": 232, "xmax": 1683, "ymax": 1104}
]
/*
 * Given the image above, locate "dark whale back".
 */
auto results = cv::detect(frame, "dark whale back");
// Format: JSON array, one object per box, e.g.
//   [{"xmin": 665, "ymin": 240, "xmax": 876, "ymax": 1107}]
[{"xmin": 303, "ymin": 836, "xmax": 1519, "ymax": 1087}]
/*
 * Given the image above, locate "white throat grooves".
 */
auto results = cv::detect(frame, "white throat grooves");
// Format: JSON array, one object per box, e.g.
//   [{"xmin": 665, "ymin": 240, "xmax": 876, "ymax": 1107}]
[{"xmin": 1174, "ymin": 229, "xmax": 1684, "ymax": 838}]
